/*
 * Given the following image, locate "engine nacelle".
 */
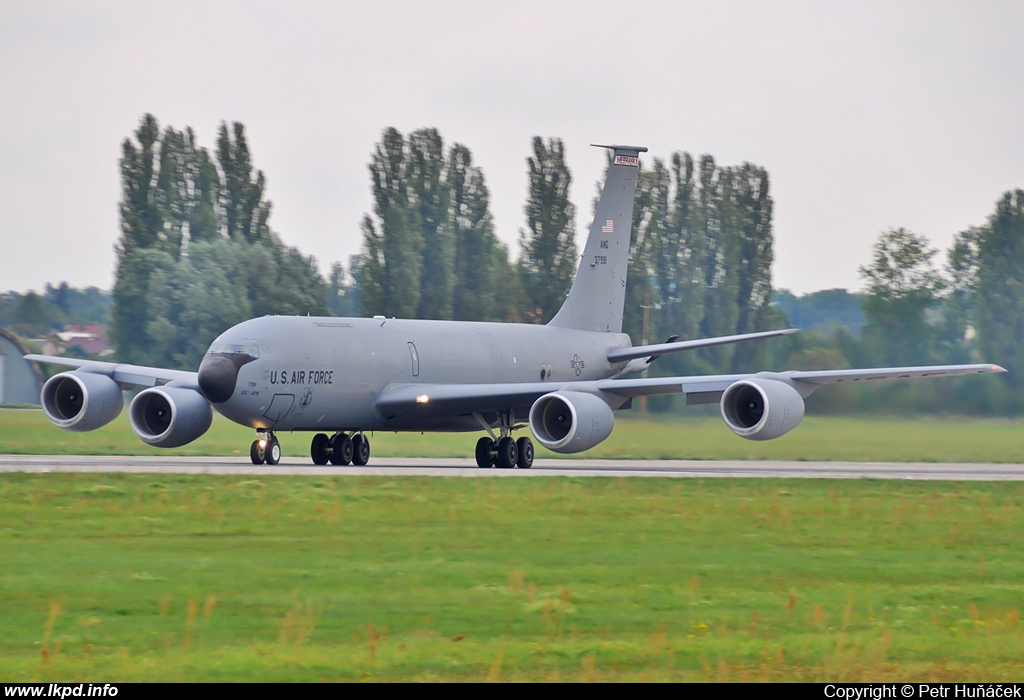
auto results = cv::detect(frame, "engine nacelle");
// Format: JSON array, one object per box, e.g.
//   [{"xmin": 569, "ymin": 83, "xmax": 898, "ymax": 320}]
[
  {"xmin": 40, "ymin": 371, "xmax": 124, "ymax": 432},
  {"xmin": 129, "ymin": 386, "xmax": 213, "ymax": 448},
  {"xmin": 529, "ymin": 391, "xmax": 615, "ymax": 454},
  {"xmin": 720, "ymin": 377, "xmax": 805, "ymax": 441}
]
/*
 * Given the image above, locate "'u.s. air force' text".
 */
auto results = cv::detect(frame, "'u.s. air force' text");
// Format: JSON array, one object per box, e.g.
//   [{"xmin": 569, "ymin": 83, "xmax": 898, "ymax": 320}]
[{"xmin": 269, "ymin": 369, "xmax": 334, "ymax": 385}]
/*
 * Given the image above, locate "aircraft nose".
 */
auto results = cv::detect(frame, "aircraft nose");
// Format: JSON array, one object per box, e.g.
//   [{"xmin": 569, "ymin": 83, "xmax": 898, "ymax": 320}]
[{"xmin": 198, "ymin": 353, "xmax": 255, "ymax": 404}]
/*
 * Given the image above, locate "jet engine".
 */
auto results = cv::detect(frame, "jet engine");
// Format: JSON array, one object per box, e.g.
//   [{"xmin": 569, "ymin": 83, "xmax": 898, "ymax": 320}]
[
  {"xmin": 129, "ymin": 386, "xmax": 213, "ymax": 448},
  {"xmin": 41, "ymin": 371, "xmax": 124, "ymax": 432},
  {"xmin": 529, "ymin": 391, "xmax": 614, "ymax": 454},
  {"xmin": 720, "ymin": 377, "xmax": 805, "ymax": 441}
]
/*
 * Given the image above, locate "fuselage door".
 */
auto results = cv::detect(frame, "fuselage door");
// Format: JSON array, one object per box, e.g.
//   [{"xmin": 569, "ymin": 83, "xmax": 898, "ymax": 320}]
[
  {"xmin": 407, "ymin": 341, "xmax": 420, "ymax": 377},
  {"xmin": 263, "ymin": 393, "xmax": 295, "ymax": 424}
]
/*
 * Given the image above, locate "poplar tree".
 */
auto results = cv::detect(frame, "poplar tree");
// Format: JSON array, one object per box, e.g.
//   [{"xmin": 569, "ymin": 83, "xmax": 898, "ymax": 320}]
[
  {"xmin": 117, "ymin": 114, "xmax": 162, "ymax": 255},
  {"xmin": 518, "ymin": 137, "xmax": 578, "ymax": 323},
  {"xmin": 447, "ymin": 144, "xmax": 508, "ymax": 321},
  {"xmin": 216, "ymin": 122, "xmax": 271, "ymax": 244},
  {"xmin": 621, "ymin": 158, "xmax": 667, "ymax": 344},
  {"xmin": 975, "ymin": 190, "xmax": 1024, "ymax": 391},
  {"xmin": 665, "ymin": 151, "xmax": 704, "ymax": 344},
  {"xmin": 645, "ymin": 151, "xmax": 710, "ymax": 377},
  {"xmin": 697, "ymin": 157, "xmax": 741, "ymax": 370},
  {"xmin": 730, "ymin": 163, "xmax": 775, "ymax": 371},
  {"xmin": 408, "ymin": 129, "xmax": 455, "ymax": 320},
  {"xmin": 359, "ymin": 127, "xmax": 423, "ymax": 318}
]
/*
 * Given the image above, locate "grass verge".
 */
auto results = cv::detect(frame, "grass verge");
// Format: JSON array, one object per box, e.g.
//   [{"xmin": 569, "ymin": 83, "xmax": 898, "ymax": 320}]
[{"xmin": 2, "ymin": 473, "xmax": 1024, "ymax": 681}]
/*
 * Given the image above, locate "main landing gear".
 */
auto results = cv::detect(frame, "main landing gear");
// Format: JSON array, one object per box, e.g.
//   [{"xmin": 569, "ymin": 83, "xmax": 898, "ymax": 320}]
[
  {"xmin": 250, "ymin": 431, "xmax": 281, "ymax": 465},
  {"xmin": 309, "ymin": 431, "xmax": 370, "ymax": 466},
  {"xmin": 250, "ymin": 430, "xmax": 372, "ymax": 466},
  {"xmin": 473, "ymin": 411, "xmax": 534, "ymax": 469},
  {"xmin": 475, "ymin": 435, "xmax": 534, "ymax": 469}
]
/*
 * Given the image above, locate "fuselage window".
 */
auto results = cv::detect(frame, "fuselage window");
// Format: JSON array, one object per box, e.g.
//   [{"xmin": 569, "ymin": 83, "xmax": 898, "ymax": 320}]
[{"xmin": 408, "ymin": 342, "xmax": 420, "ymax": 377}]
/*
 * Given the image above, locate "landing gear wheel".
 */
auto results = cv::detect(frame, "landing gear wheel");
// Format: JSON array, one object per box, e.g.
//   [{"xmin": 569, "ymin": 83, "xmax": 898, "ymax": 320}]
[
  {"xmin": 330, "ymin": 433, "xmax": 353, "ymax": 466},
  {"xmin": 495, "ymin": 436, "xmax": 517, "ymax": 469},
  {"xmin": 516, "ymin": 437, "xmax": 534, "ymax": 469},
  {"xmin": 310, "ymin": 433, "xmax": 330, "ymax": 465},
  {"xmin": 250, "ymin": 439, "xmax": 265, "ymax": 465},
  {"xmin": 265, "ymin": 437, "xmax": 282, "ymax": 465},
  {"xmin": 352, "ymin": 434, "xmax": 371, "ymax": 466},
  {"xmin": 475, "ymin": 437, "xmax": 495, "ymax": 468}
]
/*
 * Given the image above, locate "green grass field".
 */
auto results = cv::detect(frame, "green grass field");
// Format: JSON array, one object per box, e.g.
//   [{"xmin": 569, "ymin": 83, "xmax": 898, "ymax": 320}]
[
  {"xmin": 3, "ymin": 408, "xmax": 1024, "ymax": 463},
  {"xmin": 2, "ymin": 474, "xmax": 1024, "ymax": 681},
  {"xmin": 3, "ymin": 412, "xmax": 1023, "ymax": 681}
]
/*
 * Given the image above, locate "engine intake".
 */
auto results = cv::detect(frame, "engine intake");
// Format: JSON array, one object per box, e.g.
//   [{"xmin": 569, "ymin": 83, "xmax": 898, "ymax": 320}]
[
  {"xmin": 720, "ymin": 377, "xmax": 805, "ymax": 441},
  {"xmin": 529, "ymin": 391, "xmax": 614, "ymax": 454},
  {"xmin": 40, "ymin": 371, "xmax": 124, "ymax": 432},
  {"xmin": 129, "ymin": 386, "xmax": 213, "ymax": 448}
]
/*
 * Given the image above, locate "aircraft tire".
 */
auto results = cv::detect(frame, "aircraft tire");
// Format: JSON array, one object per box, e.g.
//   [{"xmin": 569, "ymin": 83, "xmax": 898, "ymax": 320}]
[
  {"xmin": 516, "ymin": 437, "xmax": 534, "ymax": 469},
  {"xmin": 330, "ymin": 434, "xmax": 353, "ymax": 466},
  {"xmin": 265, "ymin": 438, "xmax": 282, "ymax": 465},
  {"xmin": 250, "ymin": 440, "xmax": 265, "ymax": 465},
  {"xmin": 310, "ymin": 433, "xmax": 330, "ymax": 465},
  {"xmin": 352, "ymin": 434, "xmax": 370, "ymax": 466},
  {"xmin": 475, "ymin": 437, "xmax": 494, "ymax": 468},
  {"xmin": 495, "ymin": 436, "xmax": 517, "ymax": 469}
]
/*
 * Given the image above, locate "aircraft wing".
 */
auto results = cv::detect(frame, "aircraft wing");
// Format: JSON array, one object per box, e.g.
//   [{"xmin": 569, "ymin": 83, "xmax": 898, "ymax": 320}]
[
  {"xmin": 23, "ymin": 354, "xmax": 199, "ymax": 389},
  {"xmin": 603, "ymin": 363, "xmax": 1007, "ymax": 404},
  {"xmin": 376, "ymin": 363, "xmax": 1006, "ymax": 416}
]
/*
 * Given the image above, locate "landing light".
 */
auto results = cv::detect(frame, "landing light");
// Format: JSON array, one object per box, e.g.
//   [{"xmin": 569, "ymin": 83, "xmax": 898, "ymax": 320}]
[
  {"xmin": 258, "ymin": 439, "xmax": 267, "ymax": 449},
  {"xmin": 416, "ymin": 395, "xmax": 429, "ymax": 404}
]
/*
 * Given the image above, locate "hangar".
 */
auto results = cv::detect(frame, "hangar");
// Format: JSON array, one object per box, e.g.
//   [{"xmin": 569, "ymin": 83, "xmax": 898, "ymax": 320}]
[{"xmin": 0, "ymin": 328, "xmax": 42, "ymax": 405}]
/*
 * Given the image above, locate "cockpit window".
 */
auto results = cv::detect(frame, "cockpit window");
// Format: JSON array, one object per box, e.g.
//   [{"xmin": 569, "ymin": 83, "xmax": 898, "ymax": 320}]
[{"xmin": 207, "ymin": 340, "xmax": 263, "ymax": 358}]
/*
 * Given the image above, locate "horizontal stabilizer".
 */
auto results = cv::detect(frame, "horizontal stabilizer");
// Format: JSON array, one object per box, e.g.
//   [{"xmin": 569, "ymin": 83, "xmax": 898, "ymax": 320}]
[{"xmin": 607, "ymin": 328, "xmax": 799, "ymax": 364}]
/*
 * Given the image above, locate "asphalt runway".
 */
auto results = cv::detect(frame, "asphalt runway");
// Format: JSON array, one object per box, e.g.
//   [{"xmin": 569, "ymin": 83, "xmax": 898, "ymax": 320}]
[{"xmin": 1, "ymin": 454, "xmax": 1022, "ymax": 480}]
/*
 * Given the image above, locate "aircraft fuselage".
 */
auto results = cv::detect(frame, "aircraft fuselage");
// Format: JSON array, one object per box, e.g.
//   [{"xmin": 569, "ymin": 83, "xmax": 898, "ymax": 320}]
[{"xmin": 209, "ymin": 315, "xmax": 632, "ymax": 433}]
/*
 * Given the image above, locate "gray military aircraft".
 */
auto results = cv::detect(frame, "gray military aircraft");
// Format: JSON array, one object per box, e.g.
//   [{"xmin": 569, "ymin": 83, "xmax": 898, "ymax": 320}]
[{"xmin": 26, "ymin": 144, "xmax": 1005, "ymax": 468}]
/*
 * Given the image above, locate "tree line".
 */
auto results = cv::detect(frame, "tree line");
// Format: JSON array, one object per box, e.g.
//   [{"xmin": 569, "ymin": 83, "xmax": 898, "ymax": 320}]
[
  {"xmin": 835, "ymin": 193, "xmax": 1024, "ymax": 414},
  {"xmin": 0, "ymin": 284, "xmax": 110, "ymax": 339}
]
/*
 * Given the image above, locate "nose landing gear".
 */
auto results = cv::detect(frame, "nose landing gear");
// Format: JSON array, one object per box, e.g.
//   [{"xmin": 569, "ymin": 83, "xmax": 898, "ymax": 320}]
[{"xmin": 250, "ymin": 431, "xmax": 281, "ymax": 465}]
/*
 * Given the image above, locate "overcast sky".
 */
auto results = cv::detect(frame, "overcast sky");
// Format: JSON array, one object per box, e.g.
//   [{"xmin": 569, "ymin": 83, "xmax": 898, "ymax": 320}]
[{"xmin": 2, "ymin": 0, "xmax": 1022, "ymax": 297}]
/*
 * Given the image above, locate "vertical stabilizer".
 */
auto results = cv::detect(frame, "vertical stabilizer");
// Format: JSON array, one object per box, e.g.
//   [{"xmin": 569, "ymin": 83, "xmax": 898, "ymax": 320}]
[{"xmin": 548, "ymin": 144, "xmax": 646, "ymax": 333}]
